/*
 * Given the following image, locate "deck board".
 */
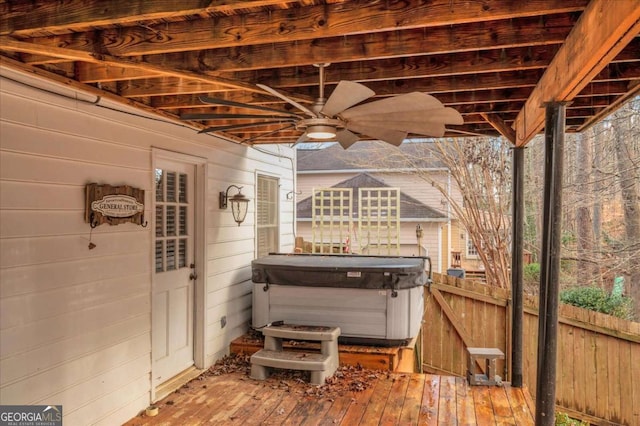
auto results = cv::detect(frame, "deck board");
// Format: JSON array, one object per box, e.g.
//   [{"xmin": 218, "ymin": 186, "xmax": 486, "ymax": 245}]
[
  {"xmin": 398, "ymin": 374, "xmax": 426, "ymax": 424},
  {"xmin": 336, "ymin": 376, "xmax": 378, "ymax": 425},
  {"xmin": 379, "ymin": 374, "xmax": 410, "ymax": 425},
  {"xmin": 358, "ymin": 374, "xmax": 395, "ymax": 423},
  {"xmin": 437, "ymin": 375, "xmax": 457, "ymax": 424},
  {"xmin": 417, "ymin": 374, "xmax": 440, "ymax": 425},
  {"xmin": 456, "ymin": 376, "xmax": 478, "ymax": 426},
  {"xmin": 124, "ymin": 370, "xmax": 535, "ymax": 425}
]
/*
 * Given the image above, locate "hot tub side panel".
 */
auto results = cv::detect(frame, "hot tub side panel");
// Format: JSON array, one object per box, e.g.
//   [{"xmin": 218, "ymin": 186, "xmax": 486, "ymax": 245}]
[{"xmin": 252, "ymin": 283, "xmax": 423, "ymax": 341}]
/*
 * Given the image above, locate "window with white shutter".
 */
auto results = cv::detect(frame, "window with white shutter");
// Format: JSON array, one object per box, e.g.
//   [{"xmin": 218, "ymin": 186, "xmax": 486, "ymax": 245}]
[{"xmin": 256, "ymin": 175, "xmax": 279, "ymax": 257}]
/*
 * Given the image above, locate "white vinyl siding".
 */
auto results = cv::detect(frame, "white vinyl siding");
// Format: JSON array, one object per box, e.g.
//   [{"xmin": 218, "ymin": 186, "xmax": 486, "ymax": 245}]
[
  {"xmin": 256, "ymin": 175, "xmax": 279, "ymax": 257},
  {"xmin": 0, "ymin": 67, "xmax": 294, "ymax": 425}
]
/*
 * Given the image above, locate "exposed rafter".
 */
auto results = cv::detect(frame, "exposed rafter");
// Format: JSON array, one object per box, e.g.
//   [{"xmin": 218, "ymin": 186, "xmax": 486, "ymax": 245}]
[
  {"xmin": 0, "ymin": 0, "xmax": 637, "ymax": 145},
  {"xmin": 513, "ymin": 0, "xmax": 640, "ymax": 146}
]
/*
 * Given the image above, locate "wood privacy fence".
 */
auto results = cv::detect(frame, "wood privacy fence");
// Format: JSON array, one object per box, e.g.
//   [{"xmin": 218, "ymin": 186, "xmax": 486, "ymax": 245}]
[{"xmin": 421, "ymin": 273, "xmax": 640, "ymax": 426}]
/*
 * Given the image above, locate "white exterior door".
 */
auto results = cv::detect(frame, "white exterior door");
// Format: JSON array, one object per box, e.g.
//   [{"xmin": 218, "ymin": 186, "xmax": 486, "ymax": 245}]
[{"xmin": 152, "ymin": 158, "xmax": 196, "ymax": 386}]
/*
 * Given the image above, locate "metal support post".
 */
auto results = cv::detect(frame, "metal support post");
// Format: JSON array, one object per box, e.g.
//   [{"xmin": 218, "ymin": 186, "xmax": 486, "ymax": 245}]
[{"xmin": 535, "ymin": 102, "xmax": 566, "ymax": 426}]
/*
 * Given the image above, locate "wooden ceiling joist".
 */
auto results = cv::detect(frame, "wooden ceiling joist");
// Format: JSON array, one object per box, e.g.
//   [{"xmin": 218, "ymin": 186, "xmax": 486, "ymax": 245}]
[
  {"xmin": 1, "ymin": 0, "xmax": 637, "ymax": 146},
  {"xmin": 0, "ymin": 36, "xmax": 261, "ymax": 93},
  {"xmin": 6, "ymin": 0, "xmax": 587, "ymax": 58},
  {"xmin": 513, "ymin": 0, "xmax": 640, "ymax": 146}
]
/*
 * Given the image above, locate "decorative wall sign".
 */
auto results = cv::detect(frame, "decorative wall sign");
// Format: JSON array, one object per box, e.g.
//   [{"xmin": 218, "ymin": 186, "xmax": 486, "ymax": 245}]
[{"xmin": 85, "ymin": 183, "xmax": 147, "ymax": 227}]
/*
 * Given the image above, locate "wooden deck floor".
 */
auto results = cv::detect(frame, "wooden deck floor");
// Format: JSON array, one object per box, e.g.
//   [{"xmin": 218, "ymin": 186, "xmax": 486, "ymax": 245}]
[{"xmin": 124, "ymin": 368, "xmax": 535, "ymax": 425}]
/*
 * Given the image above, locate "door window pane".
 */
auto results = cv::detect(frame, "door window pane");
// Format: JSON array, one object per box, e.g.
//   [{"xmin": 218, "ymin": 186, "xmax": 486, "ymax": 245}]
[
  {"xmin": 179, "ymin": 173, "xmax": 187, "ymax": 203},
  {"xmin": 155, "ymin": 241, "xmax": 164, "ymax": 272},
  {"xmin": 155, "ymin": 166, "xmax": 191, "ymax": 273},
  {"xmin": 166, "ymin": 172, "xmax": 176, "ymax": 202},
  {"xmin": 166, "ymin": 239, "xmax": 176, "ymax": 270},
  {"xmin": 179, "ymin": 206, "xmax": 187, "ymax": 235},
  {"xmin": 166, "ymin": 206, "xmax": 176, "ymax": 236},
  {"xmin": 179, "ymin": 238, "xmax": 187, "ymax": 268},
  {"xmin": 155, "ymin": 206, "xmax": 164, "ymax": 237},
  {"xmin": 155, "ymin": 169, "xmax": 164, "ymax": 202}
]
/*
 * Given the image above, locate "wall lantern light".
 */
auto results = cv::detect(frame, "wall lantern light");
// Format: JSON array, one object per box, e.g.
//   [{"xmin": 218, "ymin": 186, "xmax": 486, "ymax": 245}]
[{"xmin": 220, "ymin": 184, "xmax": 250, "ymax": 226}]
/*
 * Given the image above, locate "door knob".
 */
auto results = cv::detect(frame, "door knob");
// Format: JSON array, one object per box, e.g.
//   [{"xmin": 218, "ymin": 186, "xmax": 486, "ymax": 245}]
[{"xmin": 190, "ymin": 272, "xmax": 198, "ymax": 280}]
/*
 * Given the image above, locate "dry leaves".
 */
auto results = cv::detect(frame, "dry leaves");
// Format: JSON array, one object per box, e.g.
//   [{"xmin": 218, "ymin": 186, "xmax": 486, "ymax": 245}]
[{"xmin": 200, "ymin": 352, "xmax": 382, "ymax": 400}]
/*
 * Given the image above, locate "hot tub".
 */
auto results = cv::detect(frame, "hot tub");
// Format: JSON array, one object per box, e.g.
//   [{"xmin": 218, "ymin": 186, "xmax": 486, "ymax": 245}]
[{"xmin": 251, "ymin": 253, "xmax": 431, "ymax": 345}]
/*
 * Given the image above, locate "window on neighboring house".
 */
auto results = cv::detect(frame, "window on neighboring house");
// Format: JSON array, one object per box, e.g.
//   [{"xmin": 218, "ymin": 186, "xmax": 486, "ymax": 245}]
[
  {"xmin": 466, "ymin": 232, "xmax": 479, "ymax": 259},
  {"xmin": 256, "ymin": 175, "xmax": 279, "ymax": 257}
]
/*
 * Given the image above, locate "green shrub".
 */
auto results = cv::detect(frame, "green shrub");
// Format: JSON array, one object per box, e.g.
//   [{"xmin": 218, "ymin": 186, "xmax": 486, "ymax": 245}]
[
  {"xmin": 559, "ymin": 286, "xmax": 634, "ymax": 320},
  {"xmin": 555, "ymin": 412, "xmax": 588, "ymax": 425},
  {"xmin": 523, "ymin": 262, "xmax": 540, "ymax": 282}
]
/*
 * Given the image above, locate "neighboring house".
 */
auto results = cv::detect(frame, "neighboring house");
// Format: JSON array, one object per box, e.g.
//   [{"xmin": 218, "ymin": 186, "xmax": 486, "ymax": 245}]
[
  {"xmin": 295, "ymin": 141, "xmax": 481, "ymax": 273},
  {"xmin": 0, "ymin": 67, "xmax": 294, "ymax": 424}
]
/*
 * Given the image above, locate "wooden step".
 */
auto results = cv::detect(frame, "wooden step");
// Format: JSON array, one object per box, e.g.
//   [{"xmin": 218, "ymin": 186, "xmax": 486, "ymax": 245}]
[
  {"xmin": 250, "ymin": 349, "xmax": 337, "ymax": 385},
  {"xmin": 262, "ymin": 324, "xmax": 341, "ymax": 341},
  {"xmin": 251, "ymin": 349, "xmax": 331, "ymax": 371}
]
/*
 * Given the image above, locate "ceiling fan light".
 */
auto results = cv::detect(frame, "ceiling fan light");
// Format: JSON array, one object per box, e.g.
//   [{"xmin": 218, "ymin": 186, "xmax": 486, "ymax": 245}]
[{"xmin": 307, "ymin": 125, "xmax": 336, "ymax": 139}]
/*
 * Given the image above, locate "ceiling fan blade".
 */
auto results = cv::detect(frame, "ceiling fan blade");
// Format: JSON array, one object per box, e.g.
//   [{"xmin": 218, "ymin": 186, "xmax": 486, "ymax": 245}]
[
  {"xmin": 345, "ymin": 122, "xmax": 407, "ymax": 146},
  {"xmin": 349, "ymin": 119, "xmax": 446, "ymax": 137},
  {"xmin": 198, "ymin": 96, "xmax": 301, "ymax": 117},
  {"xmin": 257, "ymin": 84, "xmax": 317, "ymax": 118},
  {"xmin": 362, "ymin": 107, "xmax": 464, "ymax": 126},
  {"xmin": 340, "ymin": 92, "xmax": 444, "ymax": 119},
  {"xmin": 321, "ymin": 81, "xmax": 375, "ymax": 118},
  {"xmin": 335, "ymin": 129, "xmax": 360, "ymax": 149},
  {"xmin": 198, "ymin": 120, "xmax": 293, "ymax": 134},
  {"xmin": 181, "ymin": 113, "xmax": 297, "ymax": 120}
]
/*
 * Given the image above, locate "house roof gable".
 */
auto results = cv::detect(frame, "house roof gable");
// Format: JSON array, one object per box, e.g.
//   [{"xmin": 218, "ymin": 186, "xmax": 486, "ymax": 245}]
[
  {"xmin": 297, "ymin": 141, "xmax": 446, "ymax": 172},
  {"xmin": 296, "ymin": 172, "xmax": 446, "ymax": 220}
]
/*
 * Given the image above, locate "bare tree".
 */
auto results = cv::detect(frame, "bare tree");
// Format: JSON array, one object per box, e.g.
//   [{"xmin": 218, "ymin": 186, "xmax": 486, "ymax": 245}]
[
  {"xmin": 575, "ymin": 132, "xmax": 596, "ymax": 285},
  {"xmin": 435, "ymin": 138, "xmax": 512, "ymax": 289},
  {"xmin": 401, "ymin": 138, "xmax": 513, "ymax": 289},
  {"xmin": 343, "ymin": 138, "xmax": 513, "ymax": 288},
  {"xmin": 611, "ymin": 101, "xmax": 640, "ymax": 314}
]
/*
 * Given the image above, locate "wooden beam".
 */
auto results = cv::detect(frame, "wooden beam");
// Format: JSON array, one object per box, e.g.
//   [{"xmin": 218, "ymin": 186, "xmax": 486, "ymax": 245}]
[
  {"xmin": 0, "ymin": 36, "xmax": 261, "ymax": 93},
  {"xmin": 514, "ymin": 0, "xmax": 640, "ymax": 146},
  {"xmin": 0, "ymin": 0, "xmax": 295, "ymax": 36},
  {"xmin": 130, "ymin": 15, "xmax": 575, "ymax": 73},
  {"xmin": 75, "ymin": 63, "xmax": 158, "ymax": 83},
  {"xmin": 233, "ymin": 46, "xmax": 556, "ymax": 88},
  {"xmin": 576, "ymin": 81, "xmax": 640, "ymax": 132},
  {"xmin": 480, "ymin": 113, "xmax": 516, "ymax": 143},
  {"xmin": 11, "ymin": 0, "xmax": 587, "ymax": 58},
  {"xmin": 77, "ymin": 43, "xmax": 558, "ymax": 85}
]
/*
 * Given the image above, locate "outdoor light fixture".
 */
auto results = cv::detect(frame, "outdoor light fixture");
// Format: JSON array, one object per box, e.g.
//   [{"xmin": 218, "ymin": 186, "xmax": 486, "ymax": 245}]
[
  {"xmin": 306, "ymin": 125, "xmax": 336, "ymax": 140},
  {"xmin": 220, "ymin": 185, "xmax": 250, "ymax": 226}
]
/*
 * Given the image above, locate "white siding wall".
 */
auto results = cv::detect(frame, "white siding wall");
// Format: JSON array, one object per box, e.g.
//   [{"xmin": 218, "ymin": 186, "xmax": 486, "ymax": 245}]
[
  {"xmin": 372, "ymin": 172, "xmax": 452, "ymax": 217},
  {"xmin": 0, "ymin": 67, "xmax": 294, "ymax": 424},
  {"xmin": 295, "ymin": 172, "xmax": 354, "ymax": 201}
]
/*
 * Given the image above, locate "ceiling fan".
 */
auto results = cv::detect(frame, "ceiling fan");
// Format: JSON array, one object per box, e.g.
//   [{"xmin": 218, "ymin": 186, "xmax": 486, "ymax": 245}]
[{"xmin": 180, "ymin": 64, "xmax": 464, "ymax": 149}]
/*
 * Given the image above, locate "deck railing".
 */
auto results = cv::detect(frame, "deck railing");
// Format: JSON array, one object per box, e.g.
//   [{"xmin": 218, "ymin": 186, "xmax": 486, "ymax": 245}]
[{"xmin": 422, "ymin": 272, "xmax": 640, "ymax": 426}]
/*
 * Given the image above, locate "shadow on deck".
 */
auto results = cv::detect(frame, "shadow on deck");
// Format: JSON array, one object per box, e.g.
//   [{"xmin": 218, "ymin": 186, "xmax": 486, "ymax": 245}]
[{"xmin": 124, "ymin": 364, "xmax": 535, "ymax": 425}]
